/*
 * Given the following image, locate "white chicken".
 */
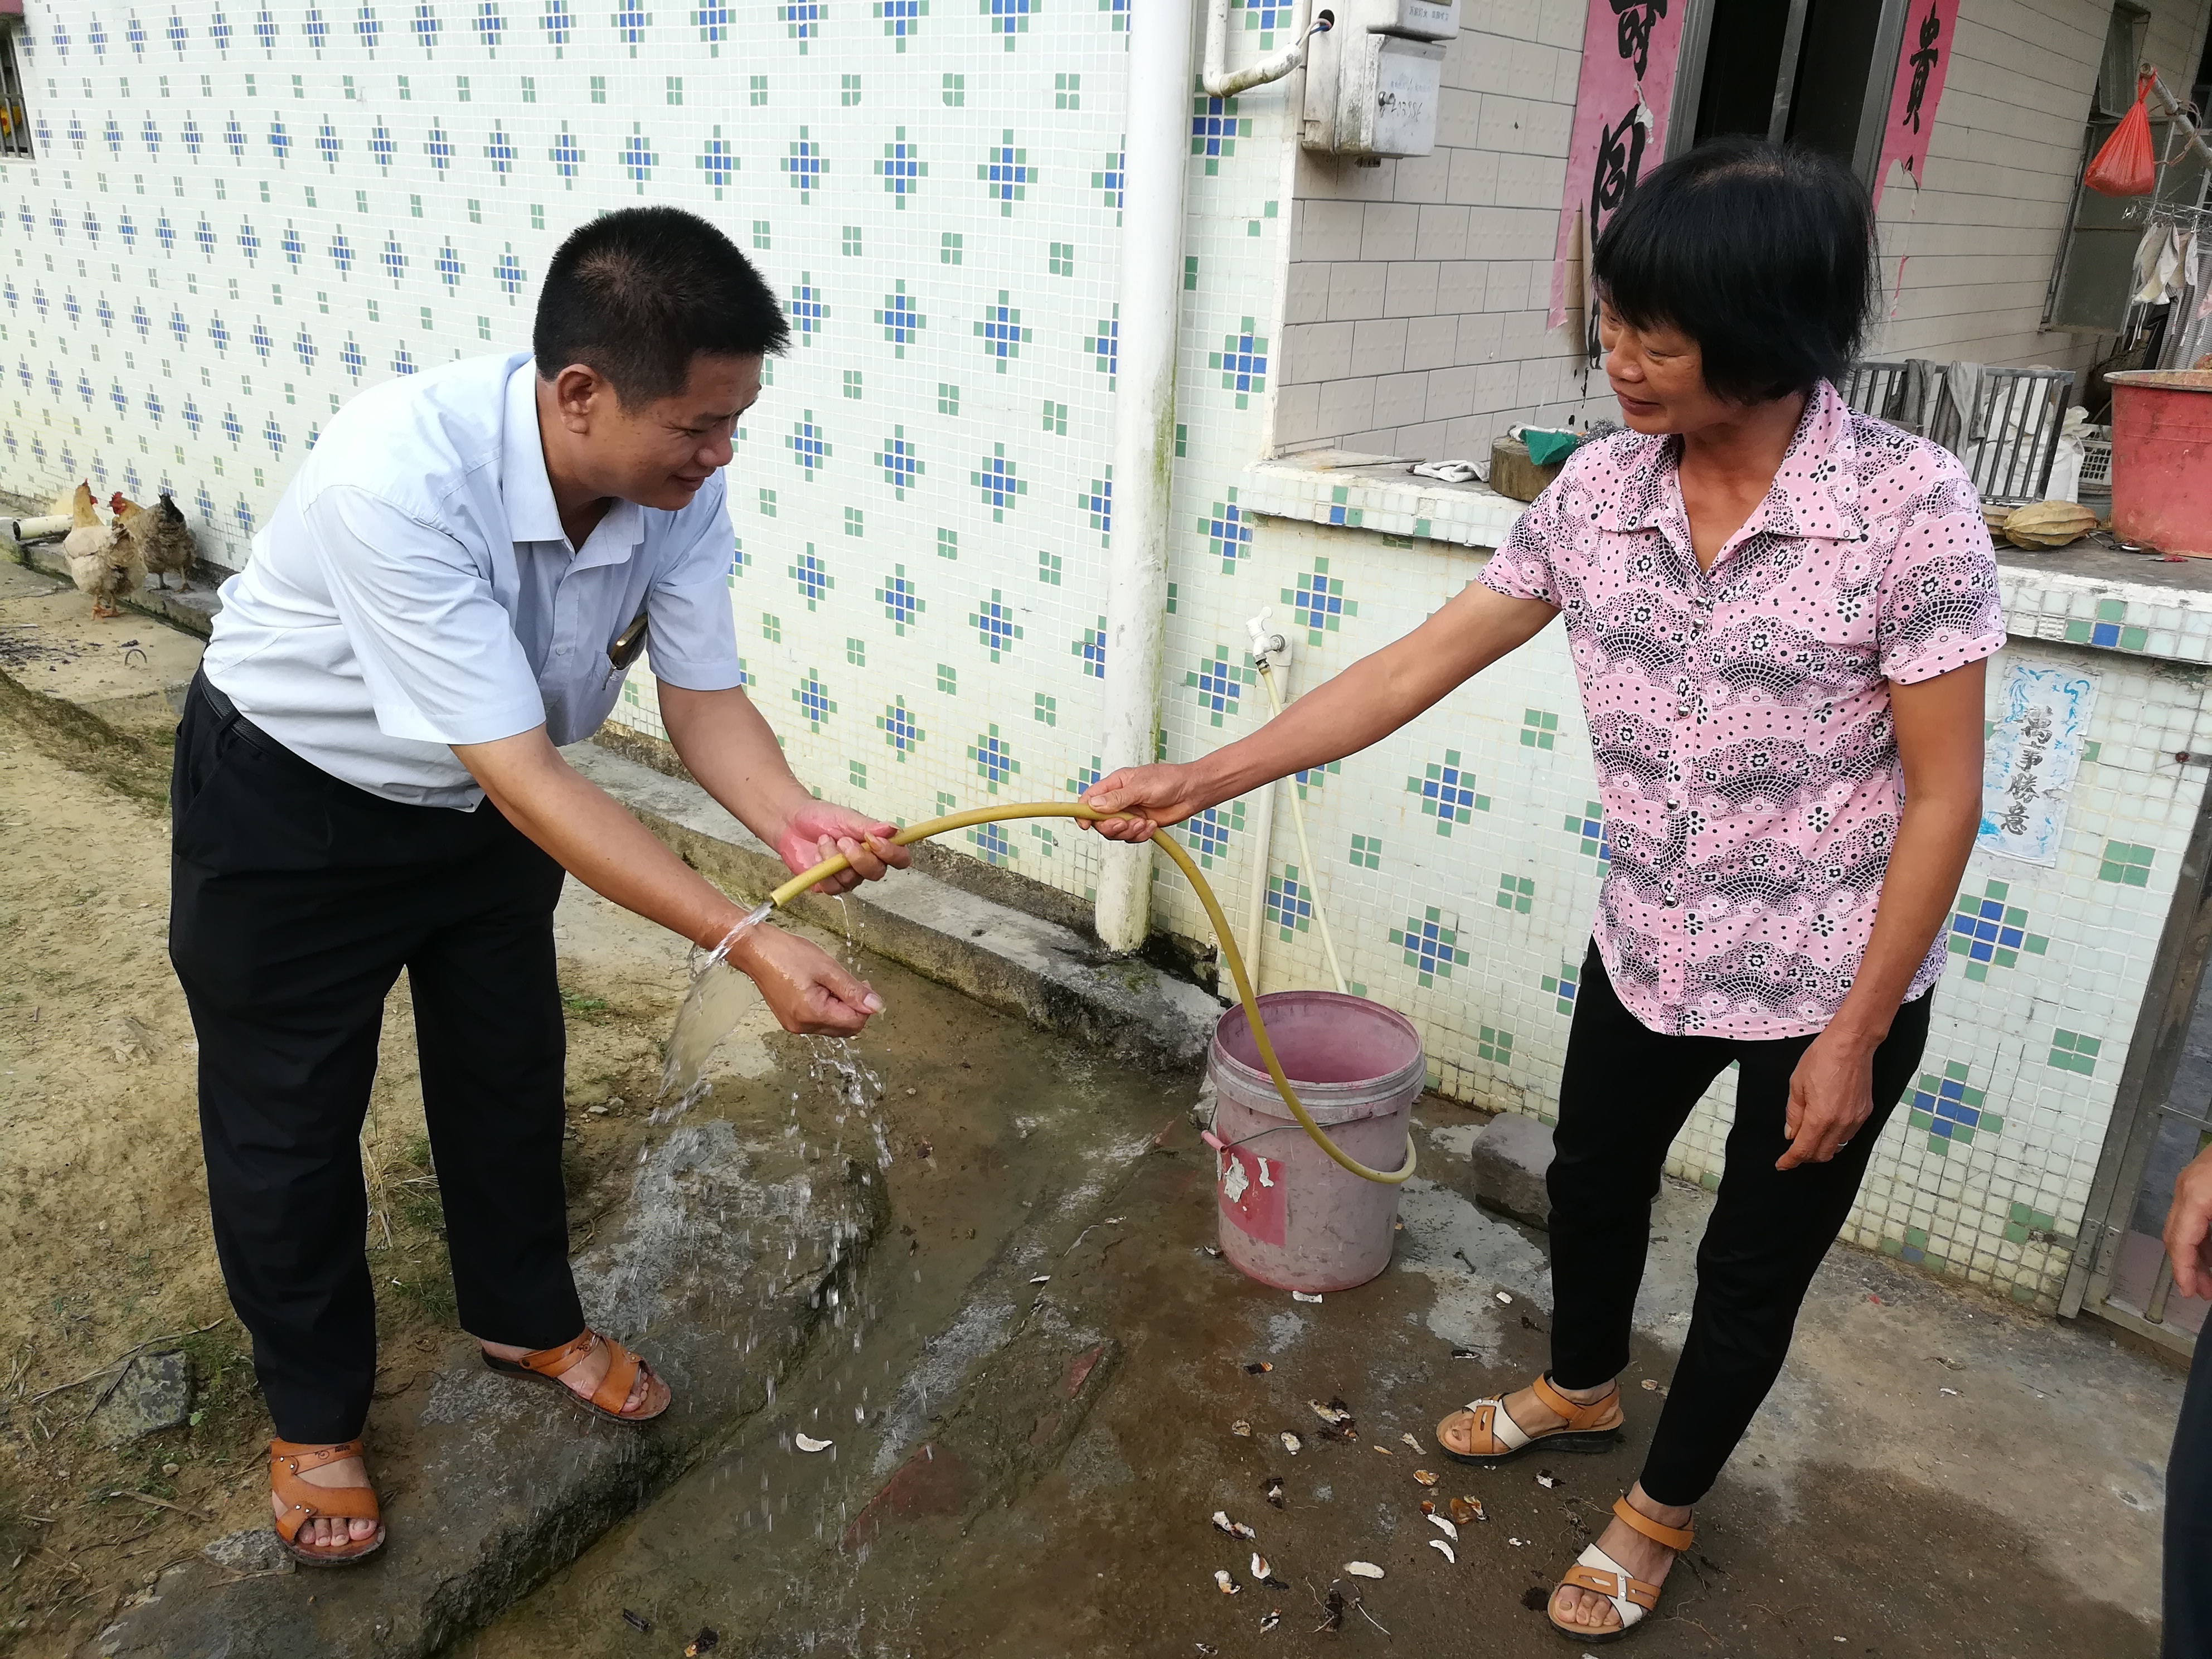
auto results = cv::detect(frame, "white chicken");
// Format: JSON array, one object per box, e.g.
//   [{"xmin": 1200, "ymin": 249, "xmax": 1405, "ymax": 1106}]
[{"xmin": 60, "ymin": 482, "xmax": 145, "ymax": 618}]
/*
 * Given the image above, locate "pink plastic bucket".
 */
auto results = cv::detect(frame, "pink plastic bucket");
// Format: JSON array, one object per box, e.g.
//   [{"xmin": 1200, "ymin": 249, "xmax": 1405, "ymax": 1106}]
[
  {"xmin": 2108, "ymin": 370, "xmax": 2212, "ymax": 557},
  {"xmin": 1207, "ymin": 992, "xmax": 1425, "ymax": 1294}
]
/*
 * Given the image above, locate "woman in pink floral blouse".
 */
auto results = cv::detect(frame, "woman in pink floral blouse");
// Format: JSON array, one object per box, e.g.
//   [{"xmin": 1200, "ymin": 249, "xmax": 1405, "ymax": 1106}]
[{"xmin": 1085, "ymin": 136, "xmax": 2001, "ymax": 1643}]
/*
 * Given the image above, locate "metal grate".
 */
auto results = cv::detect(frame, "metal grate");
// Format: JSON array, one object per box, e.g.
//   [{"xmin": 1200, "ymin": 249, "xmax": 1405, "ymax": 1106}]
[
  {"xmin": 1841, "ymin": 362, "xmax": 2078, "ymax": 507},
  {"xmin": 2080, "ymin": 436, "xmax": 2113, "ymax": 491}
]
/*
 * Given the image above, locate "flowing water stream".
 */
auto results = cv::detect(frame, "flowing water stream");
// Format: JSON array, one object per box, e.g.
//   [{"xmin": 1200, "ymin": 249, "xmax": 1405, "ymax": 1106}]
[{"xmin": 655, "ymin": 899, "xmax": 777, "ymax": 1119}]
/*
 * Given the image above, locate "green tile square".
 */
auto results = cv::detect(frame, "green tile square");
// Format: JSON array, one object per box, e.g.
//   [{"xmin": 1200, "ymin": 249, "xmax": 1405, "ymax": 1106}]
[
  {"xmin": 2124, "ymin": 865, "xmax": 2149, "ymax": 887},
  {"xmin": 1981, "ymin": 1113, "xmax": 2003, "ymax": 1134},
  {"xmin": 1909, "ymin": 1109, "xmax": 1933, "ymax": 1131},
  {"xmin": 1905, "ymin": 1227, "xmax": 1929, "ymax": 1248},
  {"xmin": 2096, "ymin": 598, "xmax": 2126, "ymax": 622},
  {"xmin": 1879, "ymin": 1237, "xmax": 1903, "ymax": 1257},
  {"xmin": 2010, "ymin": 1201, "xmax": 2034, "ymax": 1224},
  {"xmin": 2004, "ymin": 1221, "xmax": 2029, "ymax": 1244},
  {"xmin": 1964, "ymin": 961, "xmax": 1988, "ymax": 982},
  {"xmin": 2064, "ymin": 619, "xmax": 2093, "ymax": 643},
  {"xmin": 2025, "ymin": 934, "xmax": 2048, "ymax": 953},
  {"xmin": 1985, "ymin": 880, "xmax": 2009, "ymax": 901},
  {"xmin": 2083, "ymin": 740, "xmax": 2101, "ymax": 761},
  {"xmin": 1926, "ymin": 1136, "xmax": 1948, "ymax": 1156},
  {"xmin": 1943, "ymin": 1060, "xmax": 1971, "ymax": 1081},
  {"xmin": 2121, "ymin": 625, "xmax": 2150, "ymax": 652}
]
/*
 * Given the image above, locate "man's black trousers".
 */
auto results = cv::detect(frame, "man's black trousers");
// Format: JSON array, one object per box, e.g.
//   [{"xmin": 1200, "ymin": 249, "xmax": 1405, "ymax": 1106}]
[
  {"xmin": 168, "ymin": 672, "xmax": 584, "ymax": 1443},
  {"xmin": 1548, "ymin": 942, "xmax": 1930, "ymax": 1507}
]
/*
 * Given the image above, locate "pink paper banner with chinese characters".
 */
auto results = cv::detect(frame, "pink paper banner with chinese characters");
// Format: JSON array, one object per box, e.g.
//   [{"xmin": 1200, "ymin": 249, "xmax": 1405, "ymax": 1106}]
[
  {"xmin": 1547, "ymin": 1, "xmax": 1689, "ymax": 332},
  {"xmin": 1874, "ymin": 0, "xmax": 1961, "ymax": 207}
]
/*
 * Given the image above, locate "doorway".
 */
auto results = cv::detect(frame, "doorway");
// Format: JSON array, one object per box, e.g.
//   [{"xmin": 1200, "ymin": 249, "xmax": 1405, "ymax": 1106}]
[{"xmin": 2067, "ymin": 778, "xmax": 2212, "ymax": 1355}]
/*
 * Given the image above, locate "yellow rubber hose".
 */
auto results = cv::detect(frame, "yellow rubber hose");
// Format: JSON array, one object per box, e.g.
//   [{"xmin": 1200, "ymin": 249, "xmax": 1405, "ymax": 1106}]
[{"xmin": 765, "ymin": 802, "xmax": 1417, "ymax": 1185}]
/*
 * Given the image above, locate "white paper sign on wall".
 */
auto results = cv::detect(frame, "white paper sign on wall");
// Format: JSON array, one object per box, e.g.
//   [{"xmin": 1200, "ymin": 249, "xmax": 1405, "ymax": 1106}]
[{"xmin": 1979, "ymin": 661, "xmax": 2100, "ymax": 867}]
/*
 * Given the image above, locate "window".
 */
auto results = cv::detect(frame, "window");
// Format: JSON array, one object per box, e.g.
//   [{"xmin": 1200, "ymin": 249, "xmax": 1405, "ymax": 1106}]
[
  {"xmin": 1, "ymin": 23, "xmax": 33, "ymax": 160},
  {"xmin": 2092, "ymin": 2, "xmax": 2149, "ymax": 118},
  {"xmin": 1671, "ymin": 0, "xmax": 1910, "ymax": 186},
  {"xmin": 2044, "ymin": 3, "xmax": 2209, "ymax": 332}
]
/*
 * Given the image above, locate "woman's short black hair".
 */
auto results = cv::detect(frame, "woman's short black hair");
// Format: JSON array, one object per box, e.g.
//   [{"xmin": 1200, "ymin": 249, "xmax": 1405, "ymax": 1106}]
[
  {"xmin": 1593, "ymin": 135, "xmax": 1875, "ymax": 404},
  {"xmin": 534, "ymin": 206, "xmax": 789, "ymax": 406}
]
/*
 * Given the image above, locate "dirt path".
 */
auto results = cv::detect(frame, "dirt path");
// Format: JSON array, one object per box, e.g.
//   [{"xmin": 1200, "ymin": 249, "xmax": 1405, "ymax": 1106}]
[{"xmin": 0, "ymin": 688, "xmax": 681, "ymax": 1657}]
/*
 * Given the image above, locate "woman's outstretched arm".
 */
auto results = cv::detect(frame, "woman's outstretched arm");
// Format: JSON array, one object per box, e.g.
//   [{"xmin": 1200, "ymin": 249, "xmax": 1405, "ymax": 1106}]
[{"xmin": 1081, "ymin": 581, "xmax": 1559, "ymax": 837}]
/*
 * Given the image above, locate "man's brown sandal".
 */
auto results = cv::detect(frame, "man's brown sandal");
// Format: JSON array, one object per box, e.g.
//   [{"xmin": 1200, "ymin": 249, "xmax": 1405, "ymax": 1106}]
[
  {"xmin": 1547, "ymin": 1495, "xmax": 1694, "ymax": 1643},
  {"xmin": 1435, "ymin": 1372, "xmax": 1624, "ymax": 1465},
  {"xmin": 482, "ymin": 1328, "xmax": 670, "ymax": 1423},
  {"xmin": 269, "ymin": 1438, "xmax": 385, "ymax": 1565}
]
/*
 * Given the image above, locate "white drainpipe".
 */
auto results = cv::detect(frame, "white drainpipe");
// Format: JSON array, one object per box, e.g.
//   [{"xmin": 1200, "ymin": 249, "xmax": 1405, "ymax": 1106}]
[
  {"xmin": 1094, "ymin": 0, "xmax": 1324, "ymax": 954},
  {"xmin": 1093, "ymin": 0, "xmax": 1199, "ymax": 954}
]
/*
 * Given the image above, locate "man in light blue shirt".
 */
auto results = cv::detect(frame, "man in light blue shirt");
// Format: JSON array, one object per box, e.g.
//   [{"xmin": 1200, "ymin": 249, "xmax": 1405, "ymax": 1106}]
[{"xmin": 171, "ymin": 207, "xmax": 906, "ymax": 1564}]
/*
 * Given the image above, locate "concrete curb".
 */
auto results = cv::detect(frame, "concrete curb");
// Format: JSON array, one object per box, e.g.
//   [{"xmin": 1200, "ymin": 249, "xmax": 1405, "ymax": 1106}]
[
  {"xmin": 564, "ymin": 741, "xmax": 1224, "ymax": 1073},
  {"xmin": 98, "ymin": 1119, "xmax": 887, "ymax": 1659},
  {"xmin": 4, "ymin": 533, "xmax": 222, "ymax": 640}
]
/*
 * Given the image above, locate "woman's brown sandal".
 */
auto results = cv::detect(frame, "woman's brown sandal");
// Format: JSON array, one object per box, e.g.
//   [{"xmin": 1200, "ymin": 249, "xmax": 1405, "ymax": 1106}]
[
  {"xmin": 482, "ymin": 1329, "xmax": 670, "ymax": 1423},
  {"xmin": 269, "ymin": 1438, "xmax": 386, "ymax": 1565},
  {"xmin": 1435, "ymin": 1372, "xmax": 1625, "ymax": 1464},
  {"xmin": 1547, "ymin": 1496, "xmax": 1694, "ymax": 1643}
]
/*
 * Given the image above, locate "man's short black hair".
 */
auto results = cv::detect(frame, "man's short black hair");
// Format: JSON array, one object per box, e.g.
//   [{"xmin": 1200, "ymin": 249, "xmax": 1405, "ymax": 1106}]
[
  {"xmin": 1593, "ymin": 136, "xmax": 1875, "ymax": 404},
  {"xmin": 533, "ymin": 206, "xmax": 789, "ymax": 405}
]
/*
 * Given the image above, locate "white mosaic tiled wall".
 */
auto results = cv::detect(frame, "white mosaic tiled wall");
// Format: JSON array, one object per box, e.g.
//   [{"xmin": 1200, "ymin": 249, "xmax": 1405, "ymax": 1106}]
[{"xmin": 0, "ymin": 0, "xmax": 1316, "ymax": 911}]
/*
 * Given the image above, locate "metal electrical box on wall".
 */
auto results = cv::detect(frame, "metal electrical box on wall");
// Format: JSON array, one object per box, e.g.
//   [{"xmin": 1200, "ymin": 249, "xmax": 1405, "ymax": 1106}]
[{"xmin": 1299, "ymin": 0, "xmax": 1456, "ymax": 158}]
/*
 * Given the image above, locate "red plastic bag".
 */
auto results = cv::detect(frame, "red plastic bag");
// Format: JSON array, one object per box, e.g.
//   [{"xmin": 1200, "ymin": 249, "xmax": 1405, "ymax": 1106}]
[{"xmin": 2085, "ymin": 75, "xmax": 2157, "ymax": 197}]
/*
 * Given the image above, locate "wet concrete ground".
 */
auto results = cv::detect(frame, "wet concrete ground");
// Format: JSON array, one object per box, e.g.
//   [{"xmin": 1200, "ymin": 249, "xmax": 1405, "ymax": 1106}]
[{"xmin": 453, "ymin": 967, "xmax": 2182, "ymax": 1659}]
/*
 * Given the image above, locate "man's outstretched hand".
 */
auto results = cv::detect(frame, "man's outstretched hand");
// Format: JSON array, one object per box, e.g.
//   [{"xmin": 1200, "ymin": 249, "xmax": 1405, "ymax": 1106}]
[
  {"xmin": 777, "ymin": 801, "xmax": 911, "ymax": 895},
  {"xmin": 734, "ymin": 924, "xmax": 885, "ymax": 1035}
]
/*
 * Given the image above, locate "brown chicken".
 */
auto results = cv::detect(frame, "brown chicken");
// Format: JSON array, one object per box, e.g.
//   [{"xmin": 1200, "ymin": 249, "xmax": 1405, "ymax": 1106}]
[
  {"xmin": 110, "ymin": 489, "xmax": 198, "ymax": 591},
  {"xmin": 60, "ymin": 482, "xmax": 145, "ymax": 618}
]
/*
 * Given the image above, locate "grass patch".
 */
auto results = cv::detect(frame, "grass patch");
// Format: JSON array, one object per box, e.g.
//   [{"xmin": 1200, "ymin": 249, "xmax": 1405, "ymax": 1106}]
[
  {"xmin": 373, "ymin": 1132, "xmax": 460, "ymax": 1330},
  {"xmin": 173, "ymin": 1323, "xmax": 263, "ymax": 1449}
]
